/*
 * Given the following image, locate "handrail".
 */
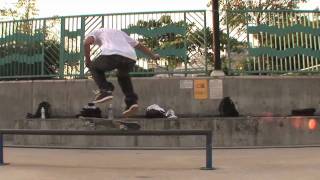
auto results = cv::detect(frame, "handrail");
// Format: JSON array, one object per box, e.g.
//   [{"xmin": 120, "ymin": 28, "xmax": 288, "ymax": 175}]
[{"xmin": 0, "ymin": 129, "xmax": 214, "ymax": 170}]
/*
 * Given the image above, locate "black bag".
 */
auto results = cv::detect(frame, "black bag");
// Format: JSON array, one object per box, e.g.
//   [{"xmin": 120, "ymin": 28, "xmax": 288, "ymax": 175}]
[
  {"xmin": 77, "ymin": 103, "xmax": 102, "ymax": 118},
  {"xmin": 26, "ymin": 101, "xmax": 51, "ymax": 118},
  {"xmin": 218, "ymin": 97, "xmax": 239, "ymax": 117},
  {"xmin": 291, "ymin": 108, "xmax": 315, "ymax": 116},
  {"xmin": 145, "ymin": 104, "xmax": 166, "ymax": 118}
]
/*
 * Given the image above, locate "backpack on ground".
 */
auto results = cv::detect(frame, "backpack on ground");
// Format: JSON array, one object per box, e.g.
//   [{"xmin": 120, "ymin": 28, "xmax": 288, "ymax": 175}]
[
  {"xmin": 145, "ymin": 104, "xmax": 166, "ymax": 118},
  {"xmin": 218, "ymin": 97, "xmax": 239, "ymax": 117},
  {"xmin": 26, "ymin": 101, "xmax": 51, "ymax": 118},
  {"xmin": 77, "ymin": 103, "xmax": 102, "ymax": 118}
]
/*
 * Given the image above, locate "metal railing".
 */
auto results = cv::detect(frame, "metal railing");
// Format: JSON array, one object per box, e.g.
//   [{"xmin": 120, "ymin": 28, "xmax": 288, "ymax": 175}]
[
  {"xmin": 0, "ymin": 129, "xmax": 214, "ymax": 170},
  {"xmin": 0, "ymin": 10, "xmax": 208, "ymax": 79},
  {"xmin": 225, "ymin": 9, "xmax": 320, "ymax": 75}
]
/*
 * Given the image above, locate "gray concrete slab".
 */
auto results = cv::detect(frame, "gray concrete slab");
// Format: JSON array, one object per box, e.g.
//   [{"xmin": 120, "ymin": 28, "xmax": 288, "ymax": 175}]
[
  {"xmin": 0, "ymin": 147, "xmax": 319, "ymax": 180},
  {"xmin": 3, "ymin": 77, "xmax": 320, "ymax": 129},
  {"xmin": 12, "ymin": 117, "xmax": 320, "ymax": 147}
]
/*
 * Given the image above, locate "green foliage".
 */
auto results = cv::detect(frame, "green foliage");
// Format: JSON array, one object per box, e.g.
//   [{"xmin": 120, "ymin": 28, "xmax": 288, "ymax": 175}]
[
  {"xmin": 207, "ymin": 0, "xmax": 311, "ymax": 75},
  {"xmin": 128, "ymin": 14, "xmax": 245, "ymax": 71},
  {"xmin": 16, "ymin": 0, "xmax": 38, "ymax": 19},
  {"xmin": 0, "ymin": 35, "xmax": 59, "ymax": 78},
  {"xmin": 208, "ymin": 0, "xmax": 308, "ymax": 10},
  {"xmin": 208, "ymin": 0, "xmax": 309, "ymax": 32},
  {"xmin": 0, "ymin": 20, "xmax": 60, "ymax": 78},
  {"xmin": 128, "ymin": 15, "xmax": 188, "ymax": 69}
]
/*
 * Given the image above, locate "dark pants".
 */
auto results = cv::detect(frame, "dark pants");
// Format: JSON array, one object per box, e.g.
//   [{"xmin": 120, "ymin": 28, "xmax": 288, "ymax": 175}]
[{"xmin": 90, "ymin": 55, "xmax": 138, "ymax": 106}]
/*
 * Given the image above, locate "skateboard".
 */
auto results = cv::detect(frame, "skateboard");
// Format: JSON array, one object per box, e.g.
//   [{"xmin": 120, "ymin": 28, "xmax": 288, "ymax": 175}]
[
  {"xmin": 93, "ymin": 96, "xmax": 138, "ymax": 118},
  {"xmin": 83, "ymin": 95, "xmax": 140, "ymax": 130},
  {"xmin": 80, "ymin": 117, "xmax": 141, "ymax": 131}
]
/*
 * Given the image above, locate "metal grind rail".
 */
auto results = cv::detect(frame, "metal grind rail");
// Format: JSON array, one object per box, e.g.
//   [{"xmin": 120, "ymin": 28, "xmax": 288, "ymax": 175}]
[{"xmin": 0, "ymin": 129, "xmax": 214, "ymax": 170}]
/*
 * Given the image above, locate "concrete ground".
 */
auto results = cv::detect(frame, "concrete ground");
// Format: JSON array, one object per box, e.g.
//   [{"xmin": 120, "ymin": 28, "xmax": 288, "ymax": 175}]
[{"xmin": 0, "ymin": 147, "xmax": 319, "ymax": 180}]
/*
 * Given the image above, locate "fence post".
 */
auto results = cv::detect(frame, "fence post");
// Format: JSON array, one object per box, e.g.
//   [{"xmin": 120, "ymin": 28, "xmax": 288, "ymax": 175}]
[
  {"xmin": 203, "ymin": 11, "xmax": 208, "ymax": 75},
  {"xmin": 79, "ymin": 16, "xmax": 85, "ymax": 78},
  {"xmin": 41, "ymin": 20, "xmax": 46, "ymax": 76},
  {"xmin": 183, "ymin": 12, "xmax": 188, "ymax": 77},
  {"xmin": 59, "ymin": 17, "xmax": 66, "ymax": 79}
]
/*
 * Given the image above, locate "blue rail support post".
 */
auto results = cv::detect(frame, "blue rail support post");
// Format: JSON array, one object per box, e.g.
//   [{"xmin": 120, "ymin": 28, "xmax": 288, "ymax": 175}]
[
  {"xmin": 0, "ymin": 134, "xmax": 3, "ymax": 165},
  {"xmin": 201, "ymin": 131, "xmax": 214, "ymax": 170},
  {"xmin": 0, "ymin": 129, "xmax": 214, "ymax": 169}
]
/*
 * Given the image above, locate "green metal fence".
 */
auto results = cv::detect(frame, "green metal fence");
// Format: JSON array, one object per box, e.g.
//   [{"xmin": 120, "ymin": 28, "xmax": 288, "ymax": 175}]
[
  {"xmin": 226, "ymin": 9, "xmax": 320, "ymax": 75},
  {"xmin": 0, "ymin": 10, "xmax": 208, "ymax": 79}
]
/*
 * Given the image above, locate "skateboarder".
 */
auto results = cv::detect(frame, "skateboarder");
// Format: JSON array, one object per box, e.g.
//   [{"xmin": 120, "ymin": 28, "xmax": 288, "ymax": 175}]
[{"xmin": 84, "ymin": 28, "xmax": 160, "ymax": 116}]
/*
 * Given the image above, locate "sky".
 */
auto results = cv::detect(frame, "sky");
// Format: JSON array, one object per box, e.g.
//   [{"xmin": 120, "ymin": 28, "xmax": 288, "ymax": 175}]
[
  {"xmin": 37, "ymin": 0, "xmax": 209, "ymax": 18},
  {"xmin": 38, "ymin": 0, "xmax": 320, "ymax": 17},
  {"xmin": 38, "ymin": 0, "xmax": 318, "ymax": 18},
  {"xmin": 299, "ymin": 0, "xmax": 318, "ymax": 10},
  {"xmin": 1, "ymin": 0, "xmax": 318, "ymax": 18}
]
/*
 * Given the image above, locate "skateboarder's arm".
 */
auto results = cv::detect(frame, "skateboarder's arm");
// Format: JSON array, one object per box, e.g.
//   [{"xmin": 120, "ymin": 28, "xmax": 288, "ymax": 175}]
[
  {"xmin": 84, "ymin": 36, "xmax": 95, "ymax": 67},
  {"xmin": 135, "ymin": 43, "xmax": 160, "ymax": 60}
]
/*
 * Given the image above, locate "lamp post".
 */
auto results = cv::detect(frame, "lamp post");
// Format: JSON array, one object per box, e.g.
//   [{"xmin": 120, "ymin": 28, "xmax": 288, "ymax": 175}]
[{"xmin": 212, "ymin": 0, "xmax": 221, "ymax": 71}]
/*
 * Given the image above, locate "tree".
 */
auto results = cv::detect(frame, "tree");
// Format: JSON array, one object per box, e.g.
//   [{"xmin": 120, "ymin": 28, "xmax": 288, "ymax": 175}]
[
  {"xmin": 189, "ymin": 27, "xmax": 245, "ymax": 63},
  {"xmin": 126, "ymin": 15, "xmax": 189, "ymax": 71},
  {"xmin": 208, "ymin": 0, "xmax": 308, "ymax": 33},
  {"xmin": 207, "ymin": 0, "xmax": 312, "ymax": 75},
  {"xmin": 244, "ymin": 13, "xmax": 320, "ymax": 74},
  {"xmin": 0, "ymin": 2, "xmax": 16, "ymax": 20},
  {"xmin": 209, "ymin": 0, "xmax": 308, "ymax": 12},
  {"xmin": 125, "ymin": 14, "xmax": 245, "ymax": 75},
  {"xmin": 16, "ymin": 0, "xmax": 38, "ymax": 20},
  {"xmin": 0, "ymin": 1, "xmax": 60, "ymax": 79},
  {"xmin": 0, "ymin": 0, "xmax": 38, "ymax": 20}
]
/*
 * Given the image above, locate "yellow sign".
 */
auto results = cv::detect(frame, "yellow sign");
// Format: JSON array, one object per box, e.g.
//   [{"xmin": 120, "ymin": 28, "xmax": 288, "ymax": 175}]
[{"xmin": 194, "ymin": 79, "xmax": 208, "ymax": 100}]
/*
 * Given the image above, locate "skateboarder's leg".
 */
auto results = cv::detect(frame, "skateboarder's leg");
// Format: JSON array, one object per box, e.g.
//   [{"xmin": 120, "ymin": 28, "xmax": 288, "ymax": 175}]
[
  {"xmin": 90, "ymin": 55, "xmax": 118, "ymax": 103},
  {"xmin": 115, "ymin": 56, "xmax": 138, "ymax": 116}
]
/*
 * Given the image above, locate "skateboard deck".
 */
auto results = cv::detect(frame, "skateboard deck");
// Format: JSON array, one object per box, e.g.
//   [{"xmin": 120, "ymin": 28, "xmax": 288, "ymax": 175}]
[{"xmin": 80, "ymin": 117, "xmax": 141, "ymax": 131}]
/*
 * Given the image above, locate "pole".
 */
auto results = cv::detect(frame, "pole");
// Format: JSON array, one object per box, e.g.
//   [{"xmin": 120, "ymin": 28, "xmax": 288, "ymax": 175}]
[
  {"xmin": 0, "ymin": 134, "xmax": 3, "ymax": 165},
  {"xmin": 201, "ymin": 131, "xmax": 214, "ymax": 170},
  {"xmin": 212, "ymin": 0, "xmax": 221, "ymax": 70}
]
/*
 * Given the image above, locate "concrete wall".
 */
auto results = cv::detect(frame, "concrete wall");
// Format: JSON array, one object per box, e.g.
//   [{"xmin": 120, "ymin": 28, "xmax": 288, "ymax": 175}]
[
  {"xmin": 12, "ymin": 117, "xmax": 320, "ymax": 147},
  {"xmin": 1, "ymin": 76, "xmax": 320, "ymax": 129},
  {"xmin": 224, "ymin": 76, "xmax": 320, "ymax": 117}
]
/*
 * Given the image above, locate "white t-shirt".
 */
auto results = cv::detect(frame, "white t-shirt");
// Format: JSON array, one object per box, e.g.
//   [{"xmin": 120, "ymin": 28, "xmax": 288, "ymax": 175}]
[{"xmin": 87, "ymin": 28, "xmax": 139, "ymax": 61}]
